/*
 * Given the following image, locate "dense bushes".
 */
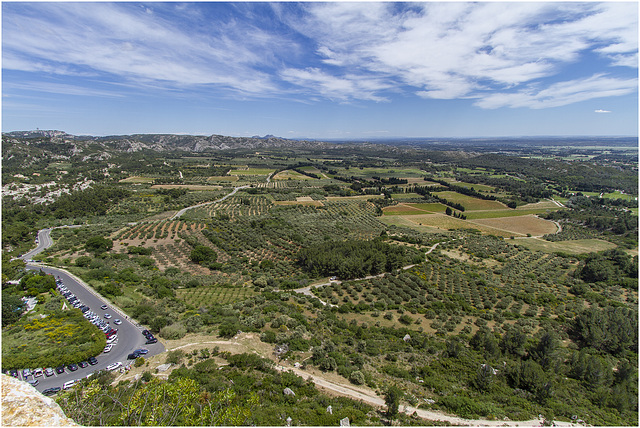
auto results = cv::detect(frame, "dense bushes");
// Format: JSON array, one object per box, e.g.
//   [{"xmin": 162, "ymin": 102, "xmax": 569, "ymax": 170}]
[
  {"xmin": 297, "ymin": 238, "xmax": 416, "ymax": 279},
  {"xmin": 2, "ymin": 310, "xmax": 105, "ymax": 369}
]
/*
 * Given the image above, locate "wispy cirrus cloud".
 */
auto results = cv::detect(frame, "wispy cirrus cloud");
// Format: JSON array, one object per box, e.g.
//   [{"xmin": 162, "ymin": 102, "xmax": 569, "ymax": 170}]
[
  {"xmin": 284, "ymin": 2, "xmax": 637, "ymax": 107},
  {"xmin": 474, "ymin": 74, "xmax": 638, "ymax": 109},
  {"xmin": 2, "ymin": 3, "xmax": 285, "ymax": 96},
  {"xmin": 2, "ymin": 2, "xmax": 637, "ymax": 110}
]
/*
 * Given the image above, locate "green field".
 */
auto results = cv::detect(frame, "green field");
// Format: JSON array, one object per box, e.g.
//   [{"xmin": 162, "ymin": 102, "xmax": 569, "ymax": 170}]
[
  {"xmin": 514, "ymin": 238, "xmax": 617, "ymax": 254},
  {"xmin": 465, "ymin": 208, "xmax": 557, "ymax": 220},
  {"xmin": 450, "ymin": 181, "xmax": 496, "ymax": 192},
  {"xmin": 229, "ymin": 168, "xmax": 275, "ymax": 175}
]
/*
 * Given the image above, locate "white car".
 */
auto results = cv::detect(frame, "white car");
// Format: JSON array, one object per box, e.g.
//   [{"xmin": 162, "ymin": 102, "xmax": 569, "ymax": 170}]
[
  {"xmin": 114, "ymin": 319, "xmax": 122, "ymax": 325},
  {"xmin": 103, "ymin": 344, "xmax": 113, "ymax": 353},
  {"xmin": 104, "ymin": 313, "xmax": 111, "ymax": 319},
  {"xmin": 62, "ymin": 379, "xmax": 78, "ymax": 390},
  {"xmin": 106, "ymin": 362, "xmax": 122, "ymax": 371},
  {"xmin": 106, "ymin": 335, "xmax": 118, "ymax": 344}
]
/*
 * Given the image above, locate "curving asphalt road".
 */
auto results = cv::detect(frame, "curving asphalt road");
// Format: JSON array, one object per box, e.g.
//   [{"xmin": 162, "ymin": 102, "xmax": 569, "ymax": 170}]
[{"xmin": 16, "ymin": 228, "xmax": 165, "ymax": 394}]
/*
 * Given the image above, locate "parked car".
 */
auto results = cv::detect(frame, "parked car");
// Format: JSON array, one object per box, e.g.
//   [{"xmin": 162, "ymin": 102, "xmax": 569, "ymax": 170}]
[
  {"xmin": 79, "ymin": 361, "xmax": 89, "ymax": 368},
  {"xmin": 27, "ymin": 379, "xmax": 39, "ymax": 387},
  {"xmin": 101, "ymin": 304, "xmax": 108, "ymax": 310},
  {"xmin": 104, "ymin": 313, "xmax": 111, "ymax": 319},
  {"xmin": 114, "ymin": 319, "xmax": 122, "ymax": 325},
  {"xmin": 42, "ymin": 387, "xmax": 61, "ymax": 396},
  {"xmin": 106, "ymin": 335, "xmax": 118, "ymax": 344},
  {"xmin": 146, "ymin": 337, "xmax": 158, "ymax": 344},
  {"xmin": 88, "ymin": 357, "xmax": 98, "ymax": 365},
  {"xmin": 44, "ymin": 368, "xmax": 54, "ymax": 377},
  {"xmin": 103, "ymin": 344, "xmax": 113, "ymax": 353},
  {"xmin": 55, "ymin": 366, "xmax": 65, "ymax": 374},
  {"xmin": 128, "ymin": 352, "xmax": 141, "ymax": 360},
  {"xmin": 62, "ymin": 379, "xmax": 78, "ymax": 390},
  {"xmin": 106, "ymin": 362, "xmax": 122, "ymax": 371},
  {"xmin": 9, "ymin": 369, "xmax": 18, "ymax": 378},
  {"xmin": 22, "ymin": 368, "xmax": 31, "ymax": 378},
  {"xmin": 134, "ymin": 349, "xmax": 149, "ymax": 355},
  {"xmin": 33, "ymin": 368, "xmax": 43, "ymax": 377},
  {"xmin": 67, "ymin": 363, "xmax": 79, "ymax": 372},
  {"xmin": 142, "ymin": 330, "xmax": 152, "ymax": 338}
]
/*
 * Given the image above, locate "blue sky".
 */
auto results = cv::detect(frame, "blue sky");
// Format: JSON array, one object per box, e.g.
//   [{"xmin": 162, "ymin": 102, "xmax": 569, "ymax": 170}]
[{"xmin": 2, "ymin": 2, "xmax": 638, "ymax": 138}]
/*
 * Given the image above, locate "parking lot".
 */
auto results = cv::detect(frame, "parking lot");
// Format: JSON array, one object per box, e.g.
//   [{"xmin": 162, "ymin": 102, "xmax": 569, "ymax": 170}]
[{"xmin": 8, "ymin": 264, "xmax": 165, "ymax": 395}]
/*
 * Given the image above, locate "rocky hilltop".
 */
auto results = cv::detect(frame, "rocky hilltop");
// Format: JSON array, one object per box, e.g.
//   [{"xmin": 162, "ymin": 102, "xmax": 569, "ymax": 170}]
[{"xmin": 1, "ymin": 374, "xmax": 78, "ymax": 426}]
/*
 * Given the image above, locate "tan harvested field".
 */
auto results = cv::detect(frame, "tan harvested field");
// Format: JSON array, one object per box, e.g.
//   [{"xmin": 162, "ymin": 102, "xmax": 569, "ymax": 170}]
[
  {"xmin": 379, "ymin": 215, "xmax": 448, "ymax": 233},
  {"xmin": 515, "ymin": 238, "xmax": 617, "ymax": 254},
  {"xmin": 119, "ymin": 176, "xmax": 156, "ymax": 183},
  {"xmin": 273, "ymin": 170, "xmax": 313, "ymax": 180},
  {"xmin": 517, "ymin": 200, "xmax": 562, "ymax": 210},
  {"xmin": 326, "ymin": 194, "xmax": 383, "ymax": 201},
  {"xmin": 381, "ymin": 213, "xmax": 524, "ymax": 237},
  {"xmin": 404, "ymin": 177, "xmax": 429, "ymax": 184},
  {"xmin": 151, "ymin": 184, "xmax": 223, "ymax": 191},
  {"xmin": 207, "ymin": 175, "xmax": 239, "ymax": 182},
  {"xmin": 433, "ymin": 191, "xmax": 508, "ymax": 211},
  {"xmin": 274, "ymin": 200, "xmax": 324, "ymax": 206},
  {"xmin": 471, "ymin": 215, "xmax": 558, "ymax": 236}
]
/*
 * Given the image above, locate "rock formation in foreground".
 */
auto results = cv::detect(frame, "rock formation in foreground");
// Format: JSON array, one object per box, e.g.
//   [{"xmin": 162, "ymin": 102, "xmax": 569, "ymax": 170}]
[{"xmin": 1, "ymin": 374, "xmax": 78, "ymax": 426}]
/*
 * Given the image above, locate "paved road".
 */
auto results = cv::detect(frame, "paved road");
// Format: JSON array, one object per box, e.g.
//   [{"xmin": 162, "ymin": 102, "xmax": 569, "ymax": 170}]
[{"xmin": 16, "ymin": 228, "xmax": 165, "ymax": 393}]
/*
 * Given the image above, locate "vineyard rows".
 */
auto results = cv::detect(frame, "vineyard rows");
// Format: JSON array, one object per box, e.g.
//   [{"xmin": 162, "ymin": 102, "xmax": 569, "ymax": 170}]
[
  {"xmin": 177, "ymin": 285, "xmax": 256, "ymax": 306},
  {"xmin": 313, "ymin": 235, "xmax": 579, "ymax": 332}
]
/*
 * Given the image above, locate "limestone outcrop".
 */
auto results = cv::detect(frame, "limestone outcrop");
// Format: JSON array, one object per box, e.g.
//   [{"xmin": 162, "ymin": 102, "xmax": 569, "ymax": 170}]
[{"xmin": 1, "ymin": 374, "xmax": 78, "ymax": 426}]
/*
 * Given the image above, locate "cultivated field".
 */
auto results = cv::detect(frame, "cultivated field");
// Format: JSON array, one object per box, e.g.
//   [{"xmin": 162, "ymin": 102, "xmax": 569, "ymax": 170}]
[
  {"xmin": 433, "ymin": 191, "xmax": 508, "ymax": 211},
  {"xmin": 273, "ymin": 170, "xmax": 314, "ymax": 180},
  {"xmin": 514, "ymin": 238, "xmax": 617, "ymax": 254},
  {"xmin": 151, "ymin": 184, "xmax": 223, "ymax": 191},
  {"xmin": 471, "ymin": 215, "xmax": 558, "ymax": 236},
  {"xmin": 207, "ymin": 175, "xmax": 239, "ymax": 182},
  {"xmin": 119, "ymin": 176, "xmax": 157, "ymax": 183}
]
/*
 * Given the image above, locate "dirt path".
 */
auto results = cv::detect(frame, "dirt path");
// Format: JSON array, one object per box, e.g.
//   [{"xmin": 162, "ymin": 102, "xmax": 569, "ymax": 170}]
[{"xmin": 276, "ymin": 362, "xmax": 576, "ymax": 427}]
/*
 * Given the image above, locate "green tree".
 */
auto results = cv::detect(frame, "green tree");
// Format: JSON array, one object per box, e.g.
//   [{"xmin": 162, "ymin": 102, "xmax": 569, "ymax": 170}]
[
  {"xmin": 384, "ymin": 385, "xmax": 403, "ymax": 418},
  {"xmin": 2, "ymin": 293, "xmax": 25, "ymax": 325},
  {"xmin": 85, "ymin": 236, "xmax": 113, "ymax": 255},
  {"xmin": 190, "ymin": 245, "xmax": 217, "ymax": 265}
]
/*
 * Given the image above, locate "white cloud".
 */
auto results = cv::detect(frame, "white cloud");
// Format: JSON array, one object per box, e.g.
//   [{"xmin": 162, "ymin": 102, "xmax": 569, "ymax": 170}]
[
  {"xmin": 3, "ymin": 2, "xmax": 638, "ymax": 108},
  {"xmin": 474, "ymin": 74, "xmax": 637, "ymax": 109},
  {"xmin": 287, "ymin": 2, "xmax": 637, "ymax": 106},
  {"xmin": 595, "ymin": 109, "xmax": 612, "ymax": 113},
  {"xmin": 2, "ymin": 3, "xmax": 284, "ymax": 96},
  {"xmin": 280, "ymin": 67, "xmax": 390, "ymax": 102}
]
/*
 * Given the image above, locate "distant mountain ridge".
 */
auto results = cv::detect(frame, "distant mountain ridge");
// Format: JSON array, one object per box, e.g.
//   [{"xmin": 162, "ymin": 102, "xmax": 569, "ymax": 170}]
[{"xmin": 2, "ymin": 130, "xmax": 331, "ymax": 152}]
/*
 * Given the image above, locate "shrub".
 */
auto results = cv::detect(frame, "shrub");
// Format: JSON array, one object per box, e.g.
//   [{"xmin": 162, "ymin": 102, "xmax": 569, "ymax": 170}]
[
  {"xmin": 165, "ymin": 350, "xmax": 184, "ymax": 365},
  {"xmin": 75, "ymin": 256, "xmax": 92, "ymax": 267},
  {"xmin": 160, "ymin": 322, "xmax": 187, "ymax": 340},
  {"xmin": 349, "ymin": 370, "xmax": 365, "ymax": 385},
  {"xmin": 134, "ymin": 357, "xmax": 145, "ymax": 367}
]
